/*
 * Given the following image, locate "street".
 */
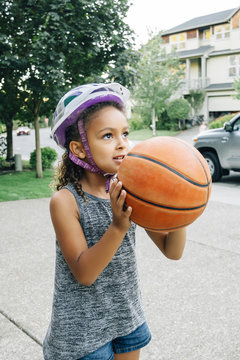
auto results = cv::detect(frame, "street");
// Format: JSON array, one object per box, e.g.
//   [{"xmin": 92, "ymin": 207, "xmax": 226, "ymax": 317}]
[{"xmin": 13, "ymin": 127, "xmax": 64, "ymax": 161}]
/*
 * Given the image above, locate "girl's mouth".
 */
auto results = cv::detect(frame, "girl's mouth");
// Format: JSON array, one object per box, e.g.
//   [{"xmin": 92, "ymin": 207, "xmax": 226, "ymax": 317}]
[
  {"xmin": 113, "ymin": 155, "xmax": 125, "ymax": 163},
  {"xmin": 113, "ymin": 155, "xmax": 125, "ymax": 160}
]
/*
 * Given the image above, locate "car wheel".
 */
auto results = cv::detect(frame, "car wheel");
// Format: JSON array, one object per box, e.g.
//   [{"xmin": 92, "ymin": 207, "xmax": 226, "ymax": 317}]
[
  {"xmin": 222, "ymin": 169, "xmax": 230, "ymax": 176},
  {"xmin": 202, "ymin": 151, "xmax": 222, "ymax": 182}
]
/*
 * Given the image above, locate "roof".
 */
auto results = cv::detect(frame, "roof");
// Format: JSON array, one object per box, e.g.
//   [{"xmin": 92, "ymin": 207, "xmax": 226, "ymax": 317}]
[
  {"xmin": 176, "ymin": 45, "xmax": 214, "ymax": 59},
  {"xmin": 205, "ymin": 83, "xmax": 234, "ymax": 91},
  {"xmin": 162, "ymin": 7, "xmax": 240, "ymax": 36},
  {"xmin": 209, "ymin": 48, "xmax": 240, "ymax": 56},
  {"xmin": 176, "ymin": 47, "xmax": 240, "ymax": 59}
]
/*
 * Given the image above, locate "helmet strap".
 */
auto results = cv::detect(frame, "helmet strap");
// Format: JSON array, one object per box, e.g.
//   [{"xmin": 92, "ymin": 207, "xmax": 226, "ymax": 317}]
[
  {"xmin": 68, "ymin": 119, "xmax": 115, "ymax": 193},
  {"xmin": 69, "ymin": 151, "xmax": 102, "ymax": 174},
  {"xmin": 77, "ymin": 119, "xmax": 97, "ymax": 168}
]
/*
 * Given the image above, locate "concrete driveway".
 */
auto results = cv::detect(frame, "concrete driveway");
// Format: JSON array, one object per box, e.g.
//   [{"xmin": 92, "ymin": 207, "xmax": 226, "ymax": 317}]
[{"xmin": 1, "ymin": 127, "xmax": 240, "ymax": 359}]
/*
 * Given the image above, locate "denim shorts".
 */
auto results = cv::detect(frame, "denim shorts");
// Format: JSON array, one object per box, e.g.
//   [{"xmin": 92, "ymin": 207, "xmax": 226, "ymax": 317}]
[{"xmin": 77, "ymin": 322, "xmax": 151, "ymax": 360}]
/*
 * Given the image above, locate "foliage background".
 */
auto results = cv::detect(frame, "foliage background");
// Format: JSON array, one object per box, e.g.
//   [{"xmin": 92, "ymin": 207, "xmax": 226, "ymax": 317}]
[{"xmin": 209, "ymin": 113, "xmax": 236, "ymax": 129}]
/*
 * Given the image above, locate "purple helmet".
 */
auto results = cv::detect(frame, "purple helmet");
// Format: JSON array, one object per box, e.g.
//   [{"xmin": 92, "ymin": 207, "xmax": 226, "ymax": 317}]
[
  {"xmin": 51, "ymin": 83, "xmax": 130, "ymax": 191},
  {"xmin": 51, "ymin": 83, "xmax": 130, "ymax": 149}
]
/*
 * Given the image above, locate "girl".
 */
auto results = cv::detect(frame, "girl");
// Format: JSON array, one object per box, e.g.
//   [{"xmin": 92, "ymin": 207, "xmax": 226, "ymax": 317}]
[{"xmin": 43, "ymin": 83, "xmax": 186, "ymax": 360}]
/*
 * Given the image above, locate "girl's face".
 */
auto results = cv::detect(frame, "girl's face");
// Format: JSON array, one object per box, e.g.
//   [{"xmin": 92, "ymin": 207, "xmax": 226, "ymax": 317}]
[{"xmin": 86, "ymin": 106, "xmax": 130, "ymax": 174}]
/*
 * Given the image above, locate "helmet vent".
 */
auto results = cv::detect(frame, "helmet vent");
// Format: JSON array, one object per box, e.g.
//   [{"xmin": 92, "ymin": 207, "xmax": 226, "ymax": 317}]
[
  {"xmin": 91, "ymin": 87, "xmax": 115, "ymax": 94},
  {"xmin": 64, "ymin": 94, "xmax": 81, "ymax": 107}
]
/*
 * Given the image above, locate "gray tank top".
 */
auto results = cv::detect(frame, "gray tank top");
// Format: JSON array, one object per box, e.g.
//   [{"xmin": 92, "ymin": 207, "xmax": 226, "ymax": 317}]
[{"xmin": 43, "ymin": 183, "xmax": 146, "ymax": 359}]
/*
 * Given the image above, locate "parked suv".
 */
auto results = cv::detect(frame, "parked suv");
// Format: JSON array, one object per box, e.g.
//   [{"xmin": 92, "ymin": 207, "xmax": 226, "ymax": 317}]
[{"xmin": 193, "ymin": 113, "xmax": 240, "ymax": 182}]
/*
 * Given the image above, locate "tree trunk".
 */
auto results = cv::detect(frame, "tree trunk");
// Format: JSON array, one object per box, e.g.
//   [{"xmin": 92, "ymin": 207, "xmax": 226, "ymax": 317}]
[
  {"xmin": 6, "ymin": 120, "xmax": 13, "ymax": 161},
  {"xmin": 151, "ymin": 107, "xmax": 156, "ymax": 136},
  {"xmin": 34, "ymin": 102, "xmax": 42, "ymax": 178}
]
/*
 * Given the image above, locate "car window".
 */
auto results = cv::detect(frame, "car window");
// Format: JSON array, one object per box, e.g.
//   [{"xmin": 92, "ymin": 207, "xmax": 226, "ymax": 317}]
[{"xmin": 233, "ymin": 119, "xmax": 240, "ymax": 131}]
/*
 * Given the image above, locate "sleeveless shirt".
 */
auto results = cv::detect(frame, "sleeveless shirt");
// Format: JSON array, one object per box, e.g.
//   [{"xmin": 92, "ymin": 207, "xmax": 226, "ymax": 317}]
[{"xmin": 43, "ymin": 183, "xmax": 146, "ymax": 360}]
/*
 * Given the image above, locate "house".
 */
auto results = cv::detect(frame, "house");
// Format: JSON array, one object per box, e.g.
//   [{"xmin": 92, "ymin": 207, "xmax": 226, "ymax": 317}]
[{"xmin": 161, "ymin": 7, "xmax": 240, "ymax": 121}]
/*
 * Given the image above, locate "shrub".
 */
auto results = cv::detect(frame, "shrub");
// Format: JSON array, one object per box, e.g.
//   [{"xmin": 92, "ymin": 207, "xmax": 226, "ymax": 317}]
[
  {"xmin": 209, "ymin": 114, "xmax": 235, "ymax": 129},
  {"xmin": 30, "ymin": 146, "xmax": 58, "ymax": 170},
  {"xmin": 129, "ymin": 113, "xmax": 146, "ymax": 131},
  {"xmin": 0, "ymin": 123, "xmax": 6, "ymax": 134},
  {"xmin": 156, "ymin": 110, "xmax": 171, "ymax": 130},
  {"xmin": 167, "ymin": 98, "xmax": 190, "ymax": 130}
]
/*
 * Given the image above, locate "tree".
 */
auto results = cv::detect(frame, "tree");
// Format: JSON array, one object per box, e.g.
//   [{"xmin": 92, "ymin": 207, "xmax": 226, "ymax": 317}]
[
  {"xmin": 0, "ymin": 81, "xmax": 27, "ymax": 160},
  {"xmin": 134, "ymin": 33, "xmax": 184, "ymax": 135},
  {"xmin": 0, "ymin": 0, "xmax": 134, "ymax": 177},
  {"xmin": 185, "ymin": 89, "xmax": 205, "ymax": 118},
  {"xmin": 234, "ymin": 78, "xmax": 240, "ymax": 100},
  {"xmin": 166, "ymin": 98, "xmax": 190, "ymax": 130},
  {"xmin": 0, "ymin": 3, "xmax": 29, "ymax": 160},
  {"xmin": 108, "ymin": 48, "xmax": 140, "ymax": 89}
]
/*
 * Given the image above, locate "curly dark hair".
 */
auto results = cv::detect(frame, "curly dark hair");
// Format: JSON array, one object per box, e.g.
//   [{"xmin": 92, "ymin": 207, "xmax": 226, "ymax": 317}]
[{"xmin": 53, "ymin": 101, "xmax": 125, "ymax": 200}]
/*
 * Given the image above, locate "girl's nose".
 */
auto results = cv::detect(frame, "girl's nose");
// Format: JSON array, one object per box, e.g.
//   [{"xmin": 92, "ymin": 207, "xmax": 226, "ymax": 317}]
[{"xmin": 116, "ymin": 136, "xmax": 126, "ymax": 149}]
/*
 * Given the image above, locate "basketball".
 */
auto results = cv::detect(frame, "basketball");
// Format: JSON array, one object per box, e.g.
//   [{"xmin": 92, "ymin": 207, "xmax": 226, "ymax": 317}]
[{"xmin": 118, "ymin": 136, "xmax": 212, "ymax": 232}]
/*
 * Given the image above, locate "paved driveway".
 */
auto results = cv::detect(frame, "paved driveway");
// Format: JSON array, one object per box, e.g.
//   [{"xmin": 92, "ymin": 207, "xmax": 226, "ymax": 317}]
[{"xmin": 1, "ymin": 126, "xmax": 240, "ymax": 359}]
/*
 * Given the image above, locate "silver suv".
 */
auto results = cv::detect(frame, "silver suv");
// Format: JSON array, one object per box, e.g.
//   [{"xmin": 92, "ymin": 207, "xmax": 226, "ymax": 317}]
[{"xmin": 193, "ymin": 113, "xmax": 240, "ymax": 182}]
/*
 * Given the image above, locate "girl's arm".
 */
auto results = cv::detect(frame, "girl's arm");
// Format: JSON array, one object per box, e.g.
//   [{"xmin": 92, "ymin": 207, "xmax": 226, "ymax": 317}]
[
  {"xmin": 145, "ymin": 228, "xmax": 186, "ymax": 260},
  {"xmin": 50, "ymin": 181, "xmax": 132, "ymax": 287}
]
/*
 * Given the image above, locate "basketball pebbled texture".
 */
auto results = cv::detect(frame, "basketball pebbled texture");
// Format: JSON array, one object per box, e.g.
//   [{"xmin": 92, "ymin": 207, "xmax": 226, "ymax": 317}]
[{"xmin": 118, "ymin": 136, "xmax": 212, "ymax": 231}]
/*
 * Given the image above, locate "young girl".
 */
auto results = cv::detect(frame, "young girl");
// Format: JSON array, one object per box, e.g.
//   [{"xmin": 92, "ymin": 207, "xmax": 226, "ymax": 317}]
[{"xmin": 43, "ymin": 83, "xmax": 186, "ymax": 360}]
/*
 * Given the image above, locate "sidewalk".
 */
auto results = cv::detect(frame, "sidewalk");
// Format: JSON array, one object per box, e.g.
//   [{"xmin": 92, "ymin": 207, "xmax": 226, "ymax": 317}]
[{"xmin": 1, "ymin": 127, "xmax": 240, "ymax": 359}]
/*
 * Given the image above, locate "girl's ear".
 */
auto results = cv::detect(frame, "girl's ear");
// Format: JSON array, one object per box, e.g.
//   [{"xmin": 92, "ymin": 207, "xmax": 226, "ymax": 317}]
[{"xmin": 69, "ymin": 141, "xmax": 86, "ymax": 159}]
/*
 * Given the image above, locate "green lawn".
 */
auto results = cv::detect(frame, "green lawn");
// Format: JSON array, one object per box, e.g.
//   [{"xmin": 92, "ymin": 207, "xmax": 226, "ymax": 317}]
[
  {"xmin": 129, "ymin": 128, "xmax": 179, "ymax": 141},
  {"xmin": 0, "ymin": 169, "xmax": 55, "ymax": 202}
]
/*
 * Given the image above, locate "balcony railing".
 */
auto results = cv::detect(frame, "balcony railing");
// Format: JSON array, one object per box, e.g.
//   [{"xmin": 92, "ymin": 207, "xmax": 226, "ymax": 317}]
[{"xmin": 180, "ymin": 77, "xmax": 210, "ymax": 92}]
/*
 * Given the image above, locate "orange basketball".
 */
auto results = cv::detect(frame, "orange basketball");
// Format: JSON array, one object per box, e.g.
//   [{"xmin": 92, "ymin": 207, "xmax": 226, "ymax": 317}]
[{"xmin": 118, "ymin": 136, "xmax": 212, "ymax": 232}]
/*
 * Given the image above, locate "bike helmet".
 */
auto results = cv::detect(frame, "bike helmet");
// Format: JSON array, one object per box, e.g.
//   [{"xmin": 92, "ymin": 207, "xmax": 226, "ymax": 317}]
[{"xmin": 51, "ymin": 83, "xmax": 130, "ymax": 191}]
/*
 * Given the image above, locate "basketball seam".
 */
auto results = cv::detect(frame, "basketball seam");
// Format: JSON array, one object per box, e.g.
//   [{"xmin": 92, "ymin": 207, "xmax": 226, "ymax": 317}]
[
  {"xmin": 123, "ymin": 187, "xmax": 207, "ymax": 211},
  {"xmin": 127, "ymin": 153, "xmax": 210, "ymax": 188},
  {"xmin": 143, "ymin": 221, "xmax": 192, "ymax": 231},
  {"xmin": 170, "ymin": 138, "xmax": 211, "ymax": 202}
]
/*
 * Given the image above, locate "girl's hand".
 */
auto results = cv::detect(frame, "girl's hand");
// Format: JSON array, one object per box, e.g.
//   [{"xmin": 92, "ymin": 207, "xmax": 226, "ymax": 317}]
[{"xmin": 109, "ymin": 179, "xmax": 132, "ymax": 233}]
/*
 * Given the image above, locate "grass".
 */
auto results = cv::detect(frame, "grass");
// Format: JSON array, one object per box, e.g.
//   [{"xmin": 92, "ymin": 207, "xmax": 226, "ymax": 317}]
[
  {"xmin": 128, "ymin": 128, "xmax": 179, "ymax": 141},
  {"xmin": 0, "ymin": 169, "xmax": 55, "ymax": 202}
]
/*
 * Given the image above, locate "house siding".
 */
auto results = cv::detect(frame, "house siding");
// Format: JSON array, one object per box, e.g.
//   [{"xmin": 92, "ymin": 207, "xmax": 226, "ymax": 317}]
[
  {"xmin": 207, "ymin": 56, "xmax": 229, "ymax": 83},
  {"xmin": 232, "ymin": 9, "xmax": 240, "ymax": 28},
  {"xmin": 187, "ymin": 29, "xmax": 197, "ymax": 39},
  {"xmin": 161, "ymin": 7, "xmax": 240, "ymax": 120}
]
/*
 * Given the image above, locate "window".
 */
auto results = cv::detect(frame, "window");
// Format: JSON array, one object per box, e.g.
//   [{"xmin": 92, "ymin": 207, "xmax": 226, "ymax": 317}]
[
  {"xmin": 233, "ymin": 119, "xmax": 240, "ymax": 131},
  {"xmin": 170, "ymin": 32, "xmax": 186, "ymax": 50},
  {"xmin": 228, "ymin": 55, "xmax": 240, "ymax": 77},
  {"xmin": 215, "ymin": 24, "xmax": 230, "ymax": 39},
  {"xmin": 203, "ymin": 29, "xmax": 211, "ymax": 40}
]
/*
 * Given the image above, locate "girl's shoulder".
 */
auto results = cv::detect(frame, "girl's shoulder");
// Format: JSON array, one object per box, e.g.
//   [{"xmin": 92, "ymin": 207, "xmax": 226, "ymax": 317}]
[
  {"xmin": 51, "ymin": 187, "xmax": 75, "ymax": 203},
  {"xmin": 50, "ymin": 188, "xmax": 80, "ymax": 219}
]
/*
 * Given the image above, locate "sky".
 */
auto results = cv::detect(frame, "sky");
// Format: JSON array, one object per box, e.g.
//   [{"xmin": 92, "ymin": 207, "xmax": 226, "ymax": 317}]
[{"xmin": 126, "ymin": 0, "xmax": 240, "ymax": 47}]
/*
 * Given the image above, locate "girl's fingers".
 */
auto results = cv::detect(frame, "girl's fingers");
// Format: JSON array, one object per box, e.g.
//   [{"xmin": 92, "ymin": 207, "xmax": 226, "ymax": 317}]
[
  {"xmin": 109, "ymin": 178, "xmax": 118, "ymax": 195},
  {"xmin": 116, "ymin": 190, "xmax": 132, "ymax": 217},
  {"xmin": 116, "ymin": 188, "xmax": 126, "ymax": 207},
  {"xmin": 110, "ymin": 180, "xmax": 122, "ymax": 200},
  {"xmin": 110, "ymin": 179, "xmax": 132, "ymax": 218},
  {"xmin": 125, "ymin": 206, "xmax": 132, "ymax": 217}
]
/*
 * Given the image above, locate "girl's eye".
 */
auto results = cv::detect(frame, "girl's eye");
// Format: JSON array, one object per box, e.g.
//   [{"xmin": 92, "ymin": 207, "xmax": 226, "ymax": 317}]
[
  {"xmin": 122, "ymin": 131, "xmax": 129, "ymax": 138},
  {"xmin": 103, "ymin": 133, "xmax": 112, "ymax": 139}
]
